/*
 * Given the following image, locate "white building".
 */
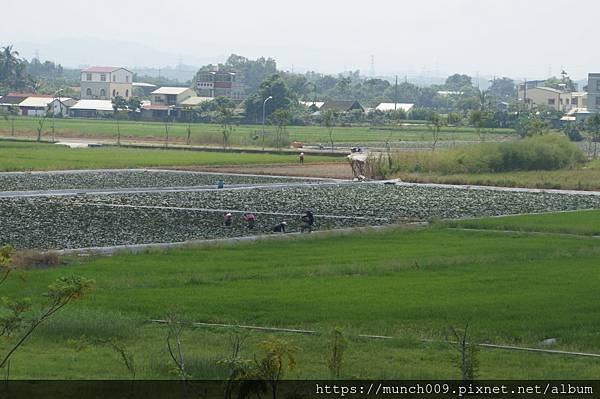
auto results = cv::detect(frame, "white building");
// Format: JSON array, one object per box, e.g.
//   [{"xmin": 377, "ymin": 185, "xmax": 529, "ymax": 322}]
[
  {"xmin": 518, "ymin": 86, "xmax": 574, "ymax": 112},
  {"xmin": 70, "ymin": 99, "xmax": 114, "ymax": 118},
  {"xmin": 80, "ymin": 66, "xmax": 133, "ymax": 100},
  {"xmin": 150, "ymin": 87, "xmax": 195, "ymax": 106},
  {"xmin": 375, "ymin": 103, "xmax": 415, "ymax": 113},
  {"xmin": 18, "ymin": 96, "xmax": 73, "ymax": 117}
]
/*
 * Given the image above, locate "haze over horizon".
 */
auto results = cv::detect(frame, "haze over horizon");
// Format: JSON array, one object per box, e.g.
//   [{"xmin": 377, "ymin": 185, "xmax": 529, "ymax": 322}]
[{"xmin": 1, "ymin": 0, "xmax": 597, "ymax": 80}]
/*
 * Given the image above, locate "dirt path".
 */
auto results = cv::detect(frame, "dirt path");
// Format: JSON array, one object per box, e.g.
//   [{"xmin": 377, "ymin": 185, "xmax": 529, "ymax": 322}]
[{"xmin": 179, "ymin": 162, "xmax": 353, "ymax": 179}]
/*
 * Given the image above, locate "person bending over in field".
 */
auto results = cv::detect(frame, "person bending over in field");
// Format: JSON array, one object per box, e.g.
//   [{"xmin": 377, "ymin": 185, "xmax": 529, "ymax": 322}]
[
  {"xmin": 224, "ymin": 213, "xmax": 233, "ymax": 227},
  {"xmin": 272, "ymin": 221, "xmax": 287, "ymax": 233},
  {"xmin": 300, "ymin": 210, "xmax": 315, "ymax": 233},
  {"xmin": 243, "ymin": 213, "xmax": 257, "ymax": 229}
]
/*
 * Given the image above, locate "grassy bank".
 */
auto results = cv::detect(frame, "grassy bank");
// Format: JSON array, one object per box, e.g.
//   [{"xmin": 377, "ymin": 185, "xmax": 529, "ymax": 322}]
[
  {"xmin": 444, "ymin": 209, "xmax": 600, "ymax": 235},
  {"xmin": 0, "ymin": 116, "xmax": 515, "ymax": 145},
  {"xmin": 2, "ymin": 219, "xmax": 600, "ymax": 378},
  {"xmin": 397, "ymin": 168, "xmax": 600, "ymax": 191},
  {"xmin": 0, "ymin": 141, "xmax": 339, "ymax": 171}
]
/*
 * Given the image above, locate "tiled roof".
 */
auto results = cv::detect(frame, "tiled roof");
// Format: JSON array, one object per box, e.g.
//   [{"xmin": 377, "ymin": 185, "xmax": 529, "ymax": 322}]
[{"xmin": 81, "ymin": 66, "xmax": 127, "ymax": 73}]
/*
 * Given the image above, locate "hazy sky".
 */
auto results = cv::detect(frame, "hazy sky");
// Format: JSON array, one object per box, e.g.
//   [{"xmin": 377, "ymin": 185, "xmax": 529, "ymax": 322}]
[{"xmin": 1, "ymin": 0, "xmax": 596, "ymax": 79}]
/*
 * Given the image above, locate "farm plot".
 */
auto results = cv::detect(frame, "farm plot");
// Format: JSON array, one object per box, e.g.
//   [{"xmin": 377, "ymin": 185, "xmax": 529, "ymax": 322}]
[
  {"xmin": 0, "ymin": 170, "xmax": 325, "ymax": 192},
  {"xmin": 76, "ymin": 184, "xmax": 600, "ymax": 220},
  {"xmin": 2, "ymin": 183, "xmax": 600, "ymax": 250}
]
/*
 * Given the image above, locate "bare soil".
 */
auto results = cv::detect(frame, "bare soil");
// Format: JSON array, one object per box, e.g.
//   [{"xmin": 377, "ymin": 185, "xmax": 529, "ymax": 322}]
[{"xmin": 172, "ymin": 162, "xmax": 354, "ymax": 179}]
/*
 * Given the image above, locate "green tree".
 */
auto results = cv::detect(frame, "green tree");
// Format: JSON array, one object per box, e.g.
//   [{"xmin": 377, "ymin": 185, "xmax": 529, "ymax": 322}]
[
  {"xmin": 0, "ymin": 271, "xmax": 93, "ymax": 370},
  {"xmin": 326, "ymin": 329, "xmax": 347, "ymax": 379},
  {"xmin": 111, "ymin": 96, "xmax": 128, "ymax": 146},
  {"xmin": 163, "ymin": 116, "xmax": 172, "ymax": 148},
  {"xmin": 322, "ymin": 109, "xmax": 337, "ymax": 152},
  {"xmin": 427, "ymin": 112, "xmax": 446, "ymax": 151},
  {"xmin": 586, "ymin": 113, "xmax": 600, "ymax": 158},
  {"xmin": 445, "ymin": 74, "xmax": 473, "ymax": 91},
  {"xmin": 1, "ymin": 105, "xmax": 20, "ymax": 136},
  {"xmin": 447, "ymin": 112, "xmax": 463, "ymax": 127},
  {"xmin": 489, "ymin": 77, "xmax": 516, "ymax": 99},
  {"xmin": 469, "ymin": 110, "xmax": 492, "ymax": 141},
  {"xmin": 0, "ymin": 45, "xmax": 28, "ymax": 92},
  {"xmin": 181, "ymin": 106, "xmax": 200, "ymax": 145},
  {"xmin": 545, "ymin": 75, "xmax": 576, "ymax": 92},
  {"xmin": 163, "ymin": 312, "xmax": 188, "ymax": 382},
  {"xmin": 244, "ymin": 75, "xmax": 295, "ymax": 123},
  {"xmin": 477, "ymin": 89, "xmax": 491, "ymax": 112},
  {"xmin": 254, "ymin": 337, "xmax": 298, "ymax": 399},
  {"xmin": 127, "ymin": 97, "xmax": 142, "ymax": 120},
  {"xmin": 517, "ymin": 117, "xmax": 549, "ymax": 138},
  {"xmin": 448, "ymin": 323, "xmax": 479, "ymax": 381},
  {"xmin": 269, "ymin": 108, "xmax": 291, "ymax": 151},
  {"xmin": 216, "ymin": 105, "xmax": 235, "ymax": 149},
  {"xmin": 35, "ymin": 113, "xmax": 48, "ymax": 142}
]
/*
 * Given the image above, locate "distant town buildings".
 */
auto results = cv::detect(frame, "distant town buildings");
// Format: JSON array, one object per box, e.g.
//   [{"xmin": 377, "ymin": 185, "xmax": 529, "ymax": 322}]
[
  {"xmin": 69, "ymin": 99, "xmax": 114, "ymax": 118},
  {"xmin": 518, "ymin": 86, "xmax": 577, "ymax": 112},
  {"xmin": 150, "ymin": 87, "xmax": 195, "ymax": 106},
  {"xmin": 375, "ymin": 103, "xmax": 414, "ymax": 113},
  {"xmin": 319, "ymin": 100, "xmax": 364, "ymax": 113},
  {"xmin": 586, "ymin": 73, "xmax": 600, "ymax": 113},
  {"xmin": 80, "ymin": 66, "xmax": 133, "ymax": 100},
  {"xmin": 196, "ymin": 67, "xmax": 245, "ymax": 101}
]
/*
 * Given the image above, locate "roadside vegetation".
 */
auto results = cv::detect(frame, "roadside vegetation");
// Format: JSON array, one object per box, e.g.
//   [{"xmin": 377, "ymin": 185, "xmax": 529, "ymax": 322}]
[{"xmin": 0, "ymin": 116, "xmax": 515, "ymax": 147}]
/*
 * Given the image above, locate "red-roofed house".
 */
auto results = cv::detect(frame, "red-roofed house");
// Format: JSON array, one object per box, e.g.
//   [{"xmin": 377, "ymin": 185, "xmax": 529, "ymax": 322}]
[{"xmin": 80, "ymin": 66, "xmax": 133, "ymax": 100}]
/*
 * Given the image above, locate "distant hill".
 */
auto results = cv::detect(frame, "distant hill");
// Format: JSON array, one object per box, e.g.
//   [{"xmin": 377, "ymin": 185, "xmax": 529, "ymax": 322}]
[{"xmin": 11, "ymin": 37, "xmax": 223, "ymax": 81}]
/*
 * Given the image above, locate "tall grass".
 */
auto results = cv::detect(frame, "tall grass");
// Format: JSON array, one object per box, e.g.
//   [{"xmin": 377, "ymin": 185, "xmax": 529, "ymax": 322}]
[
  {"xmin": 38, "ymin": 308, "xmax": 140, "ymax": 340},
  {"xmin": 373, "ymin": 135, "xmax": 584, "ymax": 177}
]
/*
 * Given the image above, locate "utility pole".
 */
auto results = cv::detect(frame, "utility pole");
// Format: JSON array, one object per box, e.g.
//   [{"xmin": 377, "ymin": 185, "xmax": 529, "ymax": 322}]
[
  {"xmin": 51, "ymin": 89, "xmax": 63, "ymax": 143},
  {"xmin": 523, "ymin": 78, "xmax": 527, "ymax": 112},
  {"xmin": 394, "ymin": 75, "xmax": 398, "ymax": 110},
  {"xmin": 262, "ymin": 96, "xmax": 273, "ymax": 151}
]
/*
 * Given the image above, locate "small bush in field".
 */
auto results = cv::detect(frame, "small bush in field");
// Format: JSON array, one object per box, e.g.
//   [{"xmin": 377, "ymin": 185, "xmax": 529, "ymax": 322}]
[{"xmin": 12, "ymin": 250, "xmax": 62, "ymax": 268}]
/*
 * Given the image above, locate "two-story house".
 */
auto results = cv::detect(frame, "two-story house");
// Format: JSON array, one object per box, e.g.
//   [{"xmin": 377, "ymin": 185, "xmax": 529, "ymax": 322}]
[
  {"xmin": 587, "ymin": 73, "xmax": 600, "ymax": 113},
  {"xmin": 518, "ymin": 86, "xmax": 574, "ymax": 112},
  {"xmin": 80, "ymin": 66, "xmax": 133, "ymax": 100},
  {"xmin": 150, "ymin": 87, "xmax": 195, "ymax": 106},
  {"xmin": 196, "ymin": 68, "xmax": 245, "ymax": 101}
]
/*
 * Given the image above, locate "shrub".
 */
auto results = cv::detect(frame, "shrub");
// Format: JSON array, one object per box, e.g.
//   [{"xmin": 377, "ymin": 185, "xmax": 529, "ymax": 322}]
[{"xmin": 378, "ymin": 135, "xmax": 584, "ymax": 177}]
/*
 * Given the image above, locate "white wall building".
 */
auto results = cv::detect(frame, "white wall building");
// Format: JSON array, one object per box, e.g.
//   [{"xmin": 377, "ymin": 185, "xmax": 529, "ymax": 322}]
[
  {"xmin": 80, "ymin": 66, "xmax": 133, "ymax": 100},
  {"xmin": 150, "ymin": 87, "xmax": 196, "ymax": 106},
  {"xmin": 375, "ymin": 103, "xmax": 415, "ymax": 113}
]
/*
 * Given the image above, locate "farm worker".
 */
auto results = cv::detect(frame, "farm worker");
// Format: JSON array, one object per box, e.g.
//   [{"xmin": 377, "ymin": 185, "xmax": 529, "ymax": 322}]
[
  {"xmin": 217, "ymin": 179, "xmax": 225, "ymax": 189},
  {"xmin": 272, "ymin": 221, "xmax": 287, "ymax": 233},
  {"xmin": 300, "ymin": 210, "xmax": 315, "ymax": 233},
  {"xmin": 243, "ymin": 213, "xmax": 257, "ymax": 229},
  {"xmin": 224, "ymin": 213, "xmax": 233, "ymax": 227},
  {"xmin": 299, "ymin": 152, "xmax": 305, "ymax": 164}
]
